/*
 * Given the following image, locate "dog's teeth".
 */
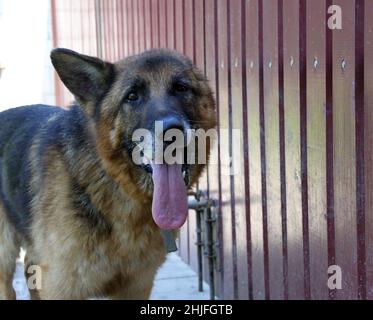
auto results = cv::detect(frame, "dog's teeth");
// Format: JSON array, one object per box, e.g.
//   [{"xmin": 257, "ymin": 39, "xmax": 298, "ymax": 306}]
[{"xmin": 182, "ymin": 170, "xmax": 189, "ymax": 186}]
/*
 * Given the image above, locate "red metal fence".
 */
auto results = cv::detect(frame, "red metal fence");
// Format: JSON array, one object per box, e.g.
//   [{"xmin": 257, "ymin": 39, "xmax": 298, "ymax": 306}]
[{"xmin": 51, "ymin": 0, "xmax": 373, "ymax": 300}]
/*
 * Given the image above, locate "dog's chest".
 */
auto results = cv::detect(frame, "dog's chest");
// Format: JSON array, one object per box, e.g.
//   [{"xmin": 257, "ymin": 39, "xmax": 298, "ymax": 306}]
[
  {"xmin": 106, "ymin": 206, "xmax": 167, "ymax": 275},
  {"xmin": 75, "ymin": 190, "xmax": 167, "ymax": 282}
]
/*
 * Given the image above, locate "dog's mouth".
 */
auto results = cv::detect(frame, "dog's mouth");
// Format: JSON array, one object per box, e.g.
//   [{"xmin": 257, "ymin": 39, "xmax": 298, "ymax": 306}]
[
  {"xmin": 141, "ymin": 163, "xmax": 190, "ymax": 186},
  {"xmin": 128, "ymin": 132, "xmax": 192, "ymax": 230},
  {"xmin": 138, "ymin": 161, "xmax": 190, "ymax": 230},
  {"xmin": 150, "ymin": 162, "xmax": 189, "ymax": 230}
]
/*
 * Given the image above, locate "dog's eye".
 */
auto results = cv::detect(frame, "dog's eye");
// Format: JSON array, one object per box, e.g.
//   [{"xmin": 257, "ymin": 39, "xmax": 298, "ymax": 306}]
[
  {"xmin": 125, "ymin": 91, "xmax": 139, "ymax": 102},
  {"xmin": 174, "ymin": 83, "xmax": 189, "ymax": 93}
]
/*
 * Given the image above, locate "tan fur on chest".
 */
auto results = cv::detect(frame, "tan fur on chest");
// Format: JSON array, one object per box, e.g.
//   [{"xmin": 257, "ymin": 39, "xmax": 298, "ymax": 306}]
[{"xmin": 27, "ymin": 150, "xmax": 167, "ymax": 299}]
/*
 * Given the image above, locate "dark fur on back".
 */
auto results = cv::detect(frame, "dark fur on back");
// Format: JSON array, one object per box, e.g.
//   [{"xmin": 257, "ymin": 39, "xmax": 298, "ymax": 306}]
[{"xmin": 0, "ymin": 106, "xmax": 63, "ymax": 235}]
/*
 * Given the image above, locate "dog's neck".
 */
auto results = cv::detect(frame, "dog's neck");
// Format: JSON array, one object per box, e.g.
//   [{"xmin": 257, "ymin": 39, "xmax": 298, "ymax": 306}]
[{"xmin": 63, "ymin": 108, "xmax": 154, "ymax": 230}]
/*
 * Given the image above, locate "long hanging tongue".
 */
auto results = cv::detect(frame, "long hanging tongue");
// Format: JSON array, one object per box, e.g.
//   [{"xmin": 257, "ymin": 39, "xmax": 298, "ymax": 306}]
[{"xmin": 151, "ymin": 163, "xmax": 188, "ymax": 229}]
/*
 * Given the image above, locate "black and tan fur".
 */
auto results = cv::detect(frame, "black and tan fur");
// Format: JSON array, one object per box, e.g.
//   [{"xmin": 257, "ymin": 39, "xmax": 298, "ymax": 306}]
[{"xmin": 0, "ymin": 49, "xmax": 216, "ymax": 299}]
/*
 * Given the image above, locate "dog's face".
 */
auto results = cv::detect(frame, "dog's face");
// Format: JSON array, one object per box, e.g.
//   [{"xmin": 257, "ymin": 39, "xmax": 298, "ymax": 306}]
[{"xmin": 51, "ymin": 48, "xmax": 216, "ymax": 229}]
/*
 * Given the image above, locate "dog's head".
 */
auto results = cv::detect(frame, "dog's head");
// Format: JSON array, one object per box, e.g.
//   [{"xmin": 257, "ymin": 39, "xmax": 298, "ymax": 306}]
[{"xmin": 51, "ymin": 48, "xmax": 216, "ymax": 229}]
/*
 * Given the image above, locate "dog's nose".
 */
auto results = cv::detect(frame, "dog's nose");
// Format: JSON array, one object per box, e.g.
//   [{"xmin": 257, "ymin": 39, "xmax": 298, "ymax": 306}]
[
  {"xmin": 159, "ymin": 116, "xmax": 187, "ymax": 149},
  {"xmin": 162, "ymin": 116, "xmax": 185, "ymax": 135}
]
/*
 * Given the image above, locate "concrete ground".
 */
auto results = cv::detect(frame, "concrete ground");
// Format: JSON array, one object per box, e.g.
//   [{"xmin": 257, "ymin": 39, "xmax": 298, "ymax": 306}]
[{"xmin": 13, "ymin": 252, "xmax": 210, "ymax": 300}]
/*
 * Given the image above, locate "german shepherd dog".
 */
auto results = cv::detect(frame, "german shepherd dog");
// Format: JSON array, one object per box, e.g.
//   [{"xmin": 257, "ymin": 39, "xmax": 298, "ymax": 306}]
[{"xmin": 0, "ymin": 49, "xmax": 216, "ymax": 299}]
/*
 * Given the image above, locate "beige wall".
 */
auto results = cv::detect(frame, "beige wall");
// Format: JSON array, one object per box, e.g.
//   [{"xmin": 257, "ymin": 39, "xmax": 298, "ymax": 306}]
[{"xmin": 0, "ymin": 0, "xmax": 55, "ymax": 111}]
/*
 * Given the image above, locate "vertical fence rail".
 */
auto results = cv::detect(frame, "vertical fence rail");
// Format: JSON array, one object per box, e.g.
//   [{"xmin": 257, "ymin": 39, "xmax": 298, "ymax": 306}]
[
  {"xmin": 365, "ymin": 0, "xmax": 373, "ymax": 301},
  {"xmin": 51, "ymin": 0, "xmax": 372, "ymax": 300},
  {"xmin": 332, "ymin": 0, "xmax": 357, "ymax": 300},
  {"xmin": 307, "ymin": 0, "xmax": 329, "ymax": 300},
  {"xmin": 246, "ymin": 0, "xmax": 265, "ymax": 301}
]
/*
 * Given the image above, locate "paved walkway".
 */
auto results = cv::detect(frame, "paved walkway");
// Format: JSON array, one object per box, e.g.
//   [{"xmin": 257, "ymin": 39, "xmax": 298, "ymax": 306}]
[{"xmin": 13, "ymin": 253, "xmax": 210, "ymax": 300}]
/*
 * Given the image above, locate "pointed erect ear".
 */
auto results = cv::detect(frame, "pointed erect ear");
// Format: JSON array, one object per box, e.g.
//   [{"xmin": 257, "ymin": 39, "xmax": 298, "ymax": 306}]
[{"xmin": 50, "ymin": 48, "xmax": 115, "ymax": 105}]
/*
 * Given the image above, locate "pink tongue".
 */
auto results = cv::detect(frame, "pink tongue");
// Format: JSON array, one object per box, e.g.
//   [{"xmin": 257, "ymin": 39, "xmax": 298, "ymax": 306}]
[{"xmin": 151, "ymin": 163, "xmax": 188, "ymax": 229}]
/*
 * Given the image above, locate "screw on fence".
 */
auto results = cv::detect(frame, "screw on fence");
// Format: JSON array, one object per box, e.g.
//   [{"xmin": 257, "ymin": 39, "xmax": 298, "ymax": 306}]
[
  {"xmin": 234, "ymin": 58, "xmax": 239, "ymax": 68},
  {"xmin": 314, "ymin": 58, "xmax": 319, "ymax": 69},
  {"xmin": 290, "ymin": 56, "xmax": 294, "ymax": 67},
  {"xmin": 341, "ymin": 59, "xmax": 347, "ymax": 71}
]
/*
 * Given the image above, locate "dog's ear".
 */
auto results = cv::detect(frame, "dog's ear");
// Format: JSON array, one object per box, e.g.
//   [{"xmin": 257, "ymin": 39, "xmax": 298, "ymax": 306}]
[{"xmin": 50, "ymin": 48, "xmax": 115, "ymax": 105}]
